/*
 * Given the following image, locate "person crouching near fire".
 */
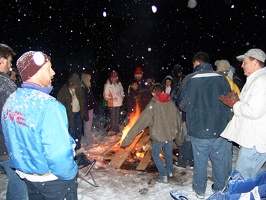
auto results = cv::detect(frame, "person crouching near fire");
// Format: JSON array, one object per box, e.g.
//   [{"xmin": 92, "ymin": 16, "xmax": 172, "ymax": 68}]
[
  {"xmin": 121, "ymin": 83, "xmax": 183, "ymax": 184},
  {"xmin": 1, "ymin": 51, "xmax": 78, "ymax": 199}
]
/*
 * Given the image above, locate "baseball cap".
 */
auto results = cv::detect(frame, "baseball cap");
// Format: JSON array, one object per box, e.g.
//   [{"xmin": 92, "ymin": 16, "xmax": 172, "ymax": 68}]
[{"xmin": 236, "ymin": 49, "xmax": 266, "ymax": 63}]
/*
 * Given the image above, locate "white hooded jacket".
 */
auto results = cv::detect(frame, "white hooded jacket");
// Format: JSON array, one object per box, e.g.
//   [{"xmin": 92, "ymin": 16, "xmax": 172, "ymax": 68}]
[{"xmin": 103, "ymin": 79, "xmax": 124, "ymax": 107}]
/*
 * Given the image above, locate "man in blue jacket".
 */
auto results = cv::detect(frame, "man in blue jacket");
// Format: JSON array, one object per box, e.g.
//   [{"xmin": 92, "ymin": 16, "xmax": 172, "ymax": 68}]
[
  {"xmin": 177, "ymin": 52, "xmax": 231, "ymax": 199},
  {"xmin": 1, "ymin": 51, "xmax": 78, "ymax": 199}
]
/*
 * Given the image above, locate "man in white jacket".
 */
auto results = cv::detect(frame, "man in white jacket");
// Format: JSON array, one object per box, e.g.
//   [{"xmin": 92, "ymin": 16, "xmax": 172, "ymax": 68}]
[{"xmin": 219, "ymin": 48, "xmax": 266, "ymax": 179}]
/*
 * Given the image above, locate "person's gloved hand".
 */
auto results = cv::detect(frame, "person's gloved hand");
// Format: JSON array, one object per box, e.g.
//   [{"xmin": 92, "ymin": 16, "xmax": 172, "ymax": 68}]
[{"xmin": 218, "ymin": 91, "xmax": 239, "ymax": 108}]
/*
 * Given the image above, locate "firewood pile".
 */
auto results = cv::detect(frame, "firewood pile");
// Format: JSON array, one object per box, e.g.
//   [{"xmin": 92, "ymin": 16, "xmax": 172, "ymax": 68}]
[{"xmin": 103, "ymin": 128, "xmax": 179, "ymax": 171}]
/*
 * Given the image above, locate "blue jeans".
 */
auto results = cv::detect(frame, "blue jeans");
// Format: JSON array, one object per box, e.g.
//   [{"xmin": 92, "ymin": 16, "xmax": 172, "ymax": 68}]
[
  {"xmin": 191, "ymin": 136, "xmax": 227, "ymax": 195},
  {"xmin": 25, "ymin": 177, "xmax": 77, "ymax": 200},
  {"xmin": 235, "ymin": 146, "xmax": 266, "ymax": 179},
  {"xmin": 69, "ymin": 111, "xmax": 82, "ymax": 150},
  {"xmin": 225, "ymin": 140, "xmax": 233, "ymax": 177},
  {"xmin": 152, "ymin": 141, "xmax": 174, "ymax": 177},
  {"xmin": 0, "ymin": 159, "xmax": 28, "ymax": 200},
  {"xmin": 109, "ymin": 107, "xmax": 120, "ymax": 133}
]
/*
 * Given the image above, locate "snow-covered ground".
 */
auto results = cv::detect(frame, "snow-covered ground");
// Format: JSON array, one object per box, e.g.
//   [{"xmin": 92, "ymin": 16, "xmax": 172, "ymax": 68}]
[{"xmin": 0, "ymin": 126, "xmax": 265, "ymax": 200}]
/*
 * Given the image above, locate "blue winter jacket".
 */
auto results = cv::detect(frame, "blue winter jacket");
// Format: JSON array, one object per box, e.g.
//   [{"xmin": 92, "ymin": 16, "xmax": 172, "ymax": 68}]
[
  {"xmin": 177, "ymin": 63, "xmax": 231, "ymax": 139},
  {"xmin": 1, "ymin": 82, "xmax": 78, "ymax": 180}
]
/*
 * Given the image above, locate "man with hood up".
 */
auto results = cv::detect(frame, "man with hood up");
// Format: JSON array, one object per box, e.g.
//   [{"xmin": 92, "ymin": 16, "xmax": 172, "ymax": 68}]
[
  {"xmin": 57, "ymin": 73, "xmax": 84, "ymax": 151},
  {"xmin": 121, "ymin": 83, "xmax": 183, "ymax": 184},
  {"xmin": 177, "ymin": 52, "xmax": 231, "ymax": 199}
]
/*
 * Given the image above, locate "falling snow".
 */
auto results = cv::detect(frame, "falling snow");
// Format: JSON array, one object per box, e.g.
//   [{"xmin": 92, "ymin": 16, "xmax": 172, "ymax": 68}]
[
  {"xmin": 1, "ymin": 2, "xmax": 266, "ymax": 198},
  {"xmin": 1, "ymin": 1, "xmax": 266, "ymax": 98}
]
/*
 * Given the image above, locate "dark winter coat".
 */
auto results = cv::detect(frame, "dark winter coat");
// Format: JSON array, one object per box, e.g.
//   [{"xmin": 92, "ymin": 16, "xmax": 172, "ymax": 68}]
[
  {"xmin": 82, "ymin": 85, "xmax": 97, "ymax": 122},
  {"xmin": 0, "ymin": 72, "xmax": 17, "ymax": 160},
  {"xmin": 135, "ymin": 79, "xmax": 146, "ymax": 91},
  {"xmin": 139, "ymin": 86, "xmax": 153, "ymax": 111},
  {"xmin": 134, "ymin": 79, "xmax": 152, "ymax": 111},
  {"xmin": 57, "ymin": 84, "xmax": 84, "ymax": 127},
  {"xmin": 177, "ymin": 63, "xmax": 231, "ymax": 139},
  {"xmin": 121, "ymin": 93, "xmax": 183, "ymax": 147},
  {"xmin": 127, "ymin": 87, "xmax": 141, "ymax": 114}
]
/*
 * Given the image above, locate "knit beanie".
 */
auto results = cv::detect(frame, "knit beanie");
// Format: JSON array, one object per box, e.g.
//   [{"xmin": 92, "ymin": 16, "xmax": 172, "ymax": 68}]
[
  {"xmin": 110, "ymin": 70, "xmax": 118, "ymax": 78},
  {"xmin": 134, "ymin": 67, "xmax": 143, "ymax": 82},
  {"xmin": 134, "ymin": 67, "xmax": 143, "ymax": 75},
  {"xmin": 16, "ymin": 51, "xmax": 50, "ymax": 81},
  {"xmin": 214, "ymin": 60, "xmax": 230, "ymax": 72}
]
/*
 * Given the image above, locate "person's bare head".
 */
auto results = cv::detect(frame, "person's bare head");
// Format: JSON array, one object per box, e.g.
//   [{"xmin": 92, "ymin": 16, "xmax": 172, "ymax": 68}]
[
  {"xmin": 192, "ymin": 52, "xmax": 210, "ymax": 68},
  {"xmin": 151, "ymin": 83, "xmax": 163, "ymax": 96},
  {"xmin": 0, "ymin": 44, "xmax": 16, "ymax": 74}
]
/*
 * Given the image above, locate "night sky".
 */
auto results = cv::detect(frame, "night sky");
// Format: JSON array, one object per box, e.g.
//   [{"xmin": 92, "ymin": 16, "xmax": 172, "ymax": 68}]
[{"xmin": 1, "ymin": 0, "xmax": 265, "ymax": 98}]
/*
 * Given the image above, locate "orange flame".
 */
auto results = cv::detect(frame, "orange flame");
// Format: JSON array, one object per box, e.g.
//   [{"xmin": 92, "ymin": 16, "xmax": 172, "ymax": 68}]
[
  {"xmin": 120, "ymin": 102, "xmax": 141, "ymax": 142},
  {"xmin": 136, "ymin": 152, "xmax": 145, "ymax": 158}
]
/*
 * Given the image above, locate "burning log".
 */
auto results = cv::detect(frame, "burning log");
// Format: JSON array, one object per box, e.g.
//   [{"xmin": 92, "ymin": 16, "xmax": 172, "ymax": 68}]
[
  {"xmin": 103, "ymin": 103, "xmax": 141, "ymax": 161},
  {"xmin": 102, "ymin": 128, "xmax": 179, "ymax": 170},
  {"xmin": 133, "ymin": 133, "xmax": 150, "ymax": 153},
  {"xmin": 136, "ymin": 140, "xmax": 152, "ymax": 171},
  {"xmin": 102, "ymin": 141, "xmax": 121, "ymax": 161},
  {"xmin": 110, "ymin": 129, "xmax": 146, "ymax": 169}
]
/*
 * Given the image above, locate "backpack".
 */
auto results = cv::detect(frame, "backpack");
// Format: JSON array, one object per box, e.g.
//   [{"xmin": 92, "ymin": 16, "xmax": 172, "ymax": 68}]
[{"xmin": 207, "ymin": 170, "xmax": 266, "ymax": 200}]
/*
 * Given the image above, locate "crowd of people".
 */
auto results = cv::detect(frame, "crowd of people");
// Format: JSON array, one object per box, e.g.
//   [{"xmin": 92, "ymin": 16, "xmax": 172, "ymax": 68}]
[{"xmin": 0, "ymin": 43, "xmax": 266, "ymax": 199}]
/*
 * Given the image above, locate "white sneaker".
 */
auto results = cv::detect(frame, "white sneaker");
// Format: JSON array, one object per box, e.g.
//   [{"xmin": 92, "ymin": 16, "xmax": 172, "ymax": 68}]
[
  {"xmin": 168, "ymin": 172, "xmax": 174, "ymax": 178},
  {"xmin": 193, "ymin": 188, "xmax": 205, "ymax": 199},
  {"xmin": 196, "ymin": 193, "xmax": 205, "ymax": 199}
]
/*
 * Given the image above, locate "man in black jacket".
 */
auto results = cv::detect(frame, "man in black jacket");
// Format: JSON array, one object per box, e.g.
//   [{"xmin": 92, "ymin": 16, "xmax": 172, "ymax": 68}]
[{"xmin": 177, "ymin": 52, "xmax": 231, "ymax": 199}]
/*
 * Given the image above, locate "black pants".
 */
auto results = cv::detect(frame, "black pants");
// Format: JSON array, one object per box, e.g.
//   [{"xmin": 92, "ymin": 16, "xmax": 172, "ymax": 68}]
[{"xmin": 25, "ymin": 177, "xmax": 77, "ymax": 200}]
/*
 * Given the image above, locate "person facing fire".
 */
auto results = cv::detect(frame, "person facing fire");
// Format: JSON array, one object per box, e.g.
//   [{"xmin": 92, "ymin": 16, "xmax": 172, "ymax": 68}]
[
  {"xmin": 127, "ymin": 79, "xmax": 141, "ymax": 118},
  {"xmin": 134, "ymin": 66, "xmax": 145, "ymax": 90},
  {"xmin": 134, "ymin": 66, "xmax": 152, "ymax": 111},
  {"xmin": 121, "ymin": 83, "xmax": 183, "ymax": 184}
]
